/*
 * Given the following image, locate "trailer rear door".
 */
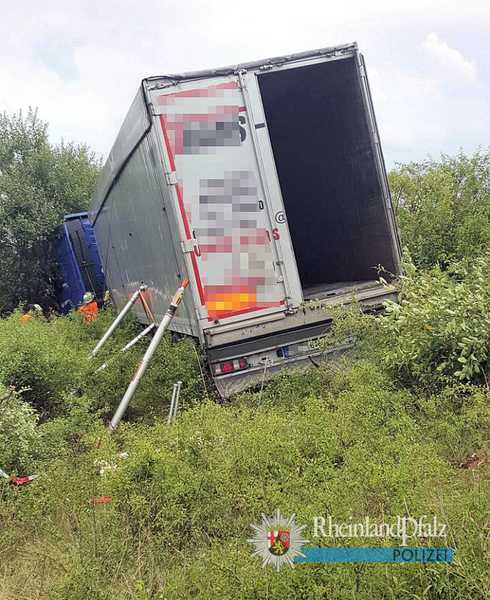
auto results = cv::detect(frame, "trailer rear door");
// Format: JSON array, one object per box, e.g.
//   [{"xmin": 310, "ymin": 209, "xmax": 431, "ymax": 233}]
[{"xmin": 149, "ymin": 77, "xmax": 295, "ymax": 325}]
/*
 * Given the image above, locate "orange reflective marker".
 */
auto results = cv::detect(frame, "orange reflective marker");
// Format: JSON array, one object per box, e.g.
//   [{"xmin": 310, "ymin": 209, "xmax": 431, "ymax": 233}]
[{"xmin": 93, "ymin": 495, "xmax": 113, "ymax": 505}]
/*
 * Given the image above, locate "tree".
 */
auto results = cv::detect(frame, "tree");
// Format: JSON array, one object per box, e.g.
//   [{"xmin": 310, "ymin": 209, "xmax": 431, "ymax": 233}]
[
  {"xmin": 0, "ymin": 109, "xmax": 101, "ymax": 312},
  {"xmin": 389, "ymin": 150, "xmax": 490, "ymax": 269}
]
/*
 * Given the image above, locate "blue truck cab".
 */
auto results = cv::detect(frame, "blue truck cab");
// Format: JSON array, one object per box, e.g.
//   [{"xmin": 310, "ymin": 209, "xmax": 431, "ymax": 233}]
[{"xmin": 55, "ymin": 212, "xmax": 106, "ymax": 313}]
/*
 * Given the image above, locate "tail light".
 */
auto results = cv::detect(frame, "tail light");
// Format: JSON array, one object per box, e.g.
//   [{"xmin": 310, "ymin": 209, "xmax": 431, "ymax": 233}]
[{"xmin": 212, "ymin": 357, "xmax": 249, "ymax": 376}]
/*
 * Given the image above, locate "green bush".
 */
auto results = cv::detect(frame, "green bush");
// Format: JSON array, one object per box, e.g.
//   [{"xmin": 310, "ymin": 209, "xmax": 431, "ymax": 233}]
[
  {"xmin": 390, "ymin": 151, "xmax": 490, "ymax": 269},
  {"xmin": 0, "ymin": 310, "xmax": 92, "ymax": 417},
  {"xmin": 0, "ymin": 383, "xmax": 39, "ymax": 473},
  {"xmin": 1, "ymin": 163, "xmax": 490, "ymax": 598},
  {"xmin": 0, "ymin": 347, "xmax": 488, "ymax": 598},
  {"xmin": 3, "ymin": 360, "xmax": 483, "ymax": 599},
  {"xmin": 0, "ymin": 307, "xmax": 208, "ymax": 424},
  {"xmin": 416, "ymin": 384, "xmax": 490, "ymax": 464},
  {"xmin": 0, "ymin": 109, "xmax": 100, "ymax": 313},
  {"xmin": 379, "ymin": 254, "xmax": 490, "ymax": 388}
]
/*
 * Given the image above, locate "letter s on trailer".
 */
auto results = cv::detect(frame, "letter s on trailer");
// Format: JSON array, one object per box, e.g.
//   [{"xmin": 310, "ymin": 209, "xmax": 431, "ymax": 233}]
[{"xmin": 89, "ymin": 42, "xmax": 402, "ymax": 397}]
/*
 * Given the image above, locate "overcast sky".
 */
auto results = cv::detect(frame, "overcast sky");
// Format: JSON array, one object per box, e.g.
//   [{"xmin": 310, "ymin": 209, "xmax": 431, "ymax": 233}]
[{"xmin": 1, "ymin": 1, "xmax": 488, "ymax": 167}]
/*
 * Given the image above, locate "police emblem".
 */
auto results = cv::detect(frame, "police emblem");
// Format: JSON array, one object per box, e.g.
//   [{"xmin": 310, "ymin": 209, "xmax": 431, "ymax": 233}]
[{"xmin": 249, "ymin": 510, "xmax": 308, "ymax": 570}]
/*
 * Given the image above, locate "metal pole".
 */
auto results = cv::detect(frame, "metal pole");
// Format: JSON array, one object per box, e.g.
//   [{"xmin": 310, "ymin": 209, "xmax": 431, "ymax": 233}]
[
  {"xmin": 95, "ymin": 322, "xmax": 156, "ymax": 373},
  {"xmin": 91, "ymin": 286, "xmax": 146, "ymax": 357},
  {"xmin": 167, "ymin": 383, "xmax": 178, "ymax": 426},
  {"xmin": 120, "ymin": 322, "xmax": 156, "ymax": 353},
  {"xmin": 139, "ymin": 290, "xmax": 156, "ymax": 323},
  {"xmin": 108, "ymin": 279, "xmax": 189, "ymax": 431},
  {"xmin": 172, "ymin": 380, "xmax": 182, "ymax": 424}
]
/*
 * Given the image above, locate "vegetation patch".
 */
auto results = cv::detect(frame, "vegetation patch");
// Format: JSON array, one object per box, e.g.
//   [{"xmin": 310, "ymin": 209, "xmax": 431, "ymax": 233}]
[{"xmin": 0, "ymin": 121, "xmax": 489, "ymax": 598}]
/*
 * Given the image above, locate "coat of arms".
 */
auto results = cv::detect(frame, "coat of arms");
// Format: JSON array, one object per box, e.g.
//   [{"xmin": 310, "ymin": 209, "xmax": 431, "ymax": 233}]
[
  {"xmin": 268, "ymin": 529, "xmax": 290, "ymax": 555},
  {"xmin": 249, "ymin": 510, "xmax": 308, "ymax": 570}
]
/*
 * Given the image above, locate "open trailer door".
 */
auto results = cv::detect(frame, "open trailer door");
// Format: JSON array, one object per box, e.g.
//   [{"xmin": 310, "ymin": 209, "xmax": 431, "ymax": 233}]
[{"xmin": 150, "ymin": 76, "xmax": 301, "ymax": 326}]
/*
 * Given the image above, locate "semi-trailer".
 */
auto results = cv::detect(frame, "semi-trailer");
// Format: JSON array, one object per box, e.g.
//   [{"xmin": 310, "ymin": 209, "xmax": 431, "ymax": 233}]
[{"xmin": 90, "ymin": 42, "xmax": 401, "ymax": 396}]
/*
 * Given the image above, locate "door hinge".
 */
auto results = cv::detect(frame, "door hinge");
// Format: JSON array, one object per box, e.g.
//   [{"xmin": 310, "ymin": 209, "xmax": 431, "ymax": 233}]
[
  {"xmin": 165, "ymin": 171, "xmax": 178, "ymax": 185},
  {"xmin": 180, "ymin": 239, "xmax": 195, "ymax": 253}
]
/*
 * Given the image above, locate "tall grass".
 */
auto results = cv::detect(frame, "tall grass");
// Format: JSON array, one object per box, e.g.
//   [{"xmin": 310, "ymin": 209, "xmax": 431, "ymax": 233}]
[{"xmin": 0, "ymin": 290, "xmax": 488, "ymax": 598}]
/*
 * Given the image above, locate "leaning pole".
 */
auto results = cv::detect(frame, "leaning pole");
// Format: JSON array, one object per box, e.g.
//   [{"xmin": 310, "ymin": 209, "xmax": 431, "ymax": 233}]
[{"xmin": 108, "ymin": 279, "xmax": 189, "ymax": 431}]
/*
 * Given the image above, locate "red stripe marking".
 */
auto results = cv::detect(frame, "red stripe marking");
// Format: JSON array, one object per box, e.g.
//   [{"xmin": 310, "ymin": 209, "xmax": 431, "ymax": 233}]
[
  {"xmin": 164, "ymin": 109, "xmax": 240, "ymax": 122},
  {"xmin": 175, "ymin": 184, "xmax": 191, "ymax": 239},
  {"xmin": 159, "ymin": 115, "xmax": 175, "ymax": 171},
  {"xmin": 190, "ymin": 252, "xmax": 206, "ymax": 305},
  {"xmin": 205, "ymin": 280, "xmax": 270, "ymax": 293},
  {"xmin": 159, "ymin": 115, "xmax": 205, "ymax": 306}
]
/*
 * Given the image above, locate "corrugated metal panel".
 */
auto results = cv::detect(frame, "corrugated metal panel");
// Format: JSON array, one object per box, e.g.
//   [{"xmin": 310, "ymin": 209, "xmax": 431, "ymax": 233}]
[
  {"xmin": 93, "ymin": 134, "xmax": 198, "ymax": 336},
  {"xmin": 91, "ymin": 87, "xmax": 151, "ymax": 223}
]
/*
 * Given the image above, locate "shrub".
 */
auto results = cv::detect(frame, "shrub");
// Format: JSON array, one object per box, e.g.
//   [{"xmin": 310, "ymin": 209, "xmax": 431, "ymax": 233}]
[
  {"xmin": 0, "ymin": 311, "xmax": 91, "ymax": 417},
  {"xmin": 103, "ymin": 363, "xmax": 444, "ymax": 554},
  {"xmin": 1, "ymin": 357, "xmax": 488, "ymax": 598},
  {"xmin": 0, "ymin": 307, "xmax": 200, "ymax": 423},
  {"xmin": 390, "ymin": 151, "xmax": 490, "ymax": 269},
  {"xmin": 379, "ymin": 254, "xmax": 490, "ymax": 388},
  {"xmin": 0, "ymin": 383, "xmax": 39, "ymax": 473},
  {"xmin": 0, "ymin": 109, "xmax": 100, "ymax": 313}
]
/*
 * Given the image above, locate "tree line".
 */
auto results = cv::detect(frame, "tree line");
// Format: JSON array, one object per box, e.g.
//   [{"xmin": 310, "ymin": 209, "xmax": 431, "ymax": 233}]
[
  {"xmin": 0, "ymin": 109, "xmax": 100, "ymax": 313},
  {"xmin": 1, "ymin": 108, "xmax": 489, "ymax": 313}
]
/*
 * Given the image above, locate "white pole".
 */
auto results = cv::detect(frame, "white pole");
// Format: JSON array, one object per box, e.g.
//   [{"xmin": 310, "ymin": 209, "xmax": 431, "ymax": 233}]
[
  {"xmin": 95, "ymin": 323, "xmax": 156, "ymax": 373},
  {"xmin": 108, "ymin": 279, "xmax": 189, "ymax": 431},
  {"xmin": 91, "ymin": 286, "xmax": 146, "ymax": 358},
  {"xmin": 172, "ymin": 380, "xmax": 182, "ymax": 424},
  {"xmin": 167, "ymin": 383, "xmax": 178, "ymax": 425},
  {"xmin": 120, "ymin": 322, "xmax": 156, "ymax": 353}
]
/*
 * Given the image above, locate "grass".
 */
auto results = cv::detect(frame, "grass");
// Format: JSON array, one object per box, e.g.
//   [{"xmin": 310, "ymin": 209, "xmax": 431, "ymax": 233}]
[{"xmin": 0, "ymin": 303, "xmax": 488, "ymax": 599}]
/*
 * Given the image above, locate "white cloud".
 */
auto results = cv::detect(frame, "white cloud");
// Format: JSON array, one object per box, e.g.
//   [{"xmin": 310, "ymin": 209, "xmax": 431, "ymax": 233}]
[
  {"xmin": 422, "ymin": 32, "xmax": 477, "ymax": 82},
  {"xmin": 0, "ymin": 1, "xmax": 489, "ymax": 166}
]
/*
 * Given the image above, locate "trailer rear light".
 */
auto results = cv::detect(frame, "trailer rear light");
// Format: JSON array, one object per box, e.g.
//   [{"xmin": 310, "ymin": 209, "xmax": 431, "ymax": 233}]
[
  {"xmin": 221, "ymin": 361, "xmax": 234, "ymax": 374},
  {"xmin": 212, "ymin": 357, "xmax": 249, "ymax": 376}
]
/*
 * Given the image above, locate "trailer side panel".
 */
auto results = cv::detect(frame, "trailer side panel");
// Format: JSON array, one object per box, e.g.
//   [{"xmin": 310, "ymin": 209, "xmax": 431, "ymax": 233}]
[{"xmin": 93, "ymin": 131, "xmax": 198, "ymax": 336}]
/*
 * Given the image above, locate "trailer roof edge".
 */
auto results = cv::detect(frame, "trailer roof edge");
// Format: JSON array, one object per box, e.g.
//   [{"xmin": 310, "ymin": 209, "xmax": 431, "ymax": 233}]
[{"xmin": 144, "ymin": 42, "xmax": 358, "ymax": 87}]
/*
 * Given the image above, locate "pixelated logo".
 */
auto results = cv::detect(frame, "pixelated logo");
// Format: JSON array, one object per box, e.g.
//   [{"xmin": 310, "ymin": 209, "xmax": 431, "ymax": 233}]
[
  {"xmin": 248, "ymin": 510, "xmax": 308, "ymax": 570},
  {"xmin": 274, "ymin": 210, "xmax": 286, "ymax": 224}
]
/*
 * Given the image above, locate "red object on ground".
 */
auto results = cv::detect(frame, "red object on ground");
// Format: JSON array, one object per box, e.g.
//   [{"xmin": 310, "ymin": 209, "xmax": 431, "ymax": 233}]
[
  {"xmin": 93, "ymin": 495, "xmax": 112, "ymax": 505},
  {"xmin": 10, "ymin": 475, "xmax": 36, "ymax": 486}
]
